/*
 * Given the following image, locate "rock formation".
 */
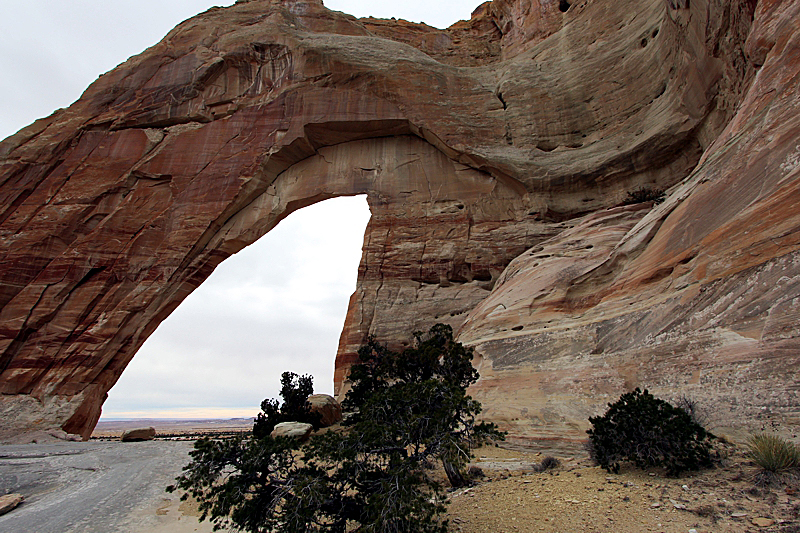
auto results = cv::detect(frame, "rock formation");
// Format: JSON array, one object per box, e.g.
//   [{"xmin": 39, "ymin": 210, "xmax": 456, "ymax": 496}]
[
  {"xmin": 307, "ymin": 393, "xmax": 343, "ymax": 427},
  {"xmin": 271, "ymin": 421, "xmax": 314, "ymax": 440},
  {"xmin": 120, "ymin": 427, "xmax": 157, "ymax": 442},
  {"xmin": 0, "ymin": 0, "xmax": 797, "ymax": 443},
  {"xmin": 0, "ymin": 494, "xmax": 24, "ymax": 516}
]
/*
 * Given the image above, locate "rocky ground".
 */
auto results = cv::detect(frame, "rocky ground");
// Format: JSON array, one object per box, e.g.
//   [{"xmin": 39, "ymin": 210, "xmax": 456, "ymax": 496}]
[
  {"xmin": 449, "ymin": 444, "xmax": 799, "ymax": 533},
  {"xmin": 2, "ymin": 421, "xmax": 797, "ymax": 533},
  {"xmin": 168, "ymin": 437, "xmax": 800, "ymax": 533}
]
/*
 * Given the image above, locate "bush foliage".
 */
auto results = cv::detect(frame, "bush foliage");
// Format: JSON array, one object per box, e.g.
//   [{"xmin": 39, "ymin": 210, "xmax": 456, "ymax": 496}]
[
  {"xmin": 168, "ymin": 324, "xmax": 504, "ymax": 533},
  {"xmin": 252, "ymin": 371, "xmax": 321, "ymax": 438},
  {"xmin": 586, "ymin": 388, "xmax": 714, "ymax": 476},
  {"xmin": 533, "ymin": 456, "xmax": 561, "ymax": 472}
]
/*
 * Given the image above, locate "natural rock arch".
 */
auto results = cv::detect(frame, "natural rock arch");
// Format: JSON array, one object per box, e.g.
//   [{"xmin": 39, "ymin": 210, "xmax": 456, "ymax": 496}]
[
  {"xmin": 0, "ymin": 128, "xmax": 544, "ymax": 439},
  {"xmin": 1, "ymin": 0, "xmax": 799, "ymax": 443}
]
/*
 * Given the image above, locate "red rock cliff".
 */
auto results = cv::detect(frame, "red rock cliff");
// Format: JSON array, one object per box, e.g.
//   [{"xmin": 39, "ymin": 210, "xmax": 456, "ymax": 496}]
[{"xmin": 0, "ymin": 0, "xmax": 797, "ymax": 442}]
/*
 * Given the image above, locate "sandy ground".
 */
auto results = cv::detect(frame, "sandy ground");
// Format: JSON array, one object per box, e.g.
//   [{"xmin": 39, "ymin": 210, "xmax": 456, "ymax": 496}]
[
  {"xmin": 448, "ymin": 444, "xmax": 799, "ymax": 533},
  {"xmin": 2, "ymin": 419, "xmax": 796, "ymax": 533},
  {"xmin": 156, "ymin": 441, "xmax": 799, "ymax": 533},
  {"xmin": 122, "ymin": 496, "xmax": 220, "ymax": 533}
]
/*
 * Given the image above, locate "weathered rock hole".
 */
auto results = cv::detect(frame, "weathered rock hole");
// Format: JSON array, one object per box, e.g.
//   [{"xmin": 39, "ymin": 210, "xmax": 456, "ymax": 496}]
[
  {"xmin": 652, "ymin": 27, "xmax": 659, "ymax": 38},
  {"xmin": 536, "ymin": 140, "xmax": 559, "ymax": 152},
  {"xmin": 473, "ymin": 271, "xmax": 493, "ymax": 283},
  {"xmin": 512, "ymin": 325, "xmax": 524, "ymax": 331},
  {"xmin": 641, "ymin": 38, "xmax": 649, "ymax": 48},
  {"xmin": 559, "ymin": 0, "xmax": 571, "ymax": 13},
  {"xmin": 497, "ymin": 92, "xmax": 508, "ymax": 110},
  {"xmin": 642, "ymin": 266, "xmax": 675, "ymax": 284}
]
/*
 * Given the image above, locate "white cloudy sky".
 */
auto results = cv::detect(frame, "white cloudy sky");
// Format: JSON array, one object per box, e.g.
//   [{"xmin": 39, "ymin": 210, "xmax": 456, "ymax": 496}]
[{"xmin": 1, "ymin": 1, "xmax": 479, "ymax": 419}]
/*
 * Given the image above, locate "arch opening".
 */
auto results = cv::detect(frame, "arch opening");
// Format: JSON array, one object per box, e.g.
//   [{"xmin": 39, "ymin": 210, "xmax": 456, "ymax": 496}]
[
  {"xmin": 101, "ymin": 195, "xmax": 371, "ymax": 420},
  {"xmin": 1, "ymin": 133, "xmax": 549, "ymax": 440}
]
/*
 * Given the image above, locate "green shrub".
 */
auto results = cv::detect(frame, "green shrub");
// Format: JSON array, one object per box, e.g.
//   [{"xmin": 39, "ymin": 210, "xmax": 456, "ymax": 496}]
[
  {"xmin": 747, "ymin": 433, "xmax": 800, "ymax": 486},
  {"xmin": 623, "ymin": 187, "xmax": 666, "ymax": 205},
  {"xmin": 586, "ymin": 388, "xmax": 714, "ymax": 476},
  {"xmin": 252, "ymin": 371, "xmax": 322, "ymax": 438},
  {"xmin": 533, "ymin": 456, "xmax": 561, "ymax": 472},
  {"xmin": 168, "ymin": 324, "xmax": 504, "ymax": 533}
]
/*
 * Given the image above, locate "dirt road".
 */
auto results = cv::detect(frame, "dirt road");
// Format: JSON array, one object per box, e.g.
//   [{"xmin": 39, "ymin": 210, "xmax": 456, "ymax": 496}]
[{"xmin": 0, "ymin": 440, "xmax": 221, "ymax": 533}]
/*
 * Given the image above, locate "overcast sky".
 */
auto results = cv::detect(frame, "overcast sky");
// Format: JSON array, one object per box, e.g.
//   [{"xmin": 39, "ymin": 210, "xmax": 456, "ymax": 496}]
[{"xmin": 1, "ymin": 0, "xmax": 479, "ymax": 419}]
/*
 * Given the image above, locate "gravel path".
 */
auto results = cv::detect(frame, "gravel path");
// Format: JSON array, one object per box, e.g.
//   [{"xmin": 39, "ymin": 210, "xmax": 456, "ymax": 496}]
[{"xmin": 0, "ymin": 440, "xmax": 222, "ymax": 533}]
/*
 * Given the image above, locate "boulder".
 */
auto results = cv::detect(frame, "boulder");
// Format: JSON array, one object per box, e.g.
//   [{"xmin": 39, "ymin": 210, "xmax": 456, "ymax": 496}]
[
  {"xmin": 120, "ymin": 427, "xmax": 156, "ymax": 442},
  {"xmin": 0, "ymin": 494, "xmax": 24, "ymax": 516},
  {"xmin": 307, "ymin": 394, "xmax": 343, "ymax": 427},
  {"xmin": 271, "ymin": 422, "xmax": 313, "ymax": 441}
]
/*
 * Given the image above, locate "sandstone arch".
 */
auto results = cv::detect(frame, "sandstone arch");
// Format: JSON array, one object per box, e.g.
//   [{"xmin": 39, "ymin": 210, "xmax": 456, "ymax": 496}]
[
  {"xmin": 0, "ymin": 128, "xmax": 546, "ymax": 440},
  {"xmin": 1, "ymin": 0, "xmax": 799, "ymax": 442}
]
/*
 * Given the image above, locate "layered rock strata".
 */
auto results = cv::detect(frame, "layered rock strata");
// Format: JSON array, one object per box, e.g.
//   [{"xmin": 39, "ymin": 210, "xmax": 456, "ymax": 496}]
[
  {"xmin": 461, "ymin": 0, "xmax": 800, "ymax": 445},
  {"xmin": 0, "ymin": 0, "xmax": 797, "ymax": 443}
]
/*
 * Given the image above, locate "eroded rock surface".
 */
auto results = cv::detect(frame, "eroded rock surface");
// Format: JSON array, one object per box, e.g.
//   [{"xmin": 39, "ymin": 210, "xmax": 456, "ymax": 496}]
[{"xmin": 0, "ymin": 0, "xmax": 797, "ymax": 442}]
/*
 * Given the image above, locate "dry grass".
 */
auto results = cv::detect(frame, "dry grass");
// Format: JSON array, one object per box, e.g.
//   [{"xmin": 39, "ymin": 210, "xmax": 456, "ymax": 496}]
[{"xmin": 747, "ymin": 433, "xmax": 800, "ymax": 486}]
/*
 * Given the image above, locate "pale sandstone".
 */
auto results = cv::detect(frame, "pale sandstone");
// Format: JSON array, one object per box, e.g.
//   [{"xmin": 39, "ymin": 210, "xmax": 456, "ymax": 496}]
[
  {"xmin": 271, "ymin": 421, "xmax": 313, "ymax": 440},
  {"xmin": 0, "ymin": 0, "xmax": 797, "ymax": 444}
]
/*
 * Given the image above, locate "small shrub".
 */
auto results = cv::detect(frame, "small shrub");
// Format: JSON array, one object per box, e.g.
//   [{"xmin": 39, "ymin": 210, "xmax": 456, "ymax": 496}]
[
  {"xmin": 623, "ymin": 187, "xmax": 666, "ymax": 205},
  {"xmin": 747, "ymin": 433, "xmax": 800, "ymax": 486},
  {"xmin": 586, "ymin": 388, "xmax": 715, "ymax": 476},
  {"xmin": 467, "ymin": 465, "xmax": 485, "ymax": 480},
  {"xmin": 673, "ymin": 394, "xmax": 709, "ymax": 428},
  {"xmin": 533, "ymin": 456, "xmax": 561, "ymax": 472}
]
